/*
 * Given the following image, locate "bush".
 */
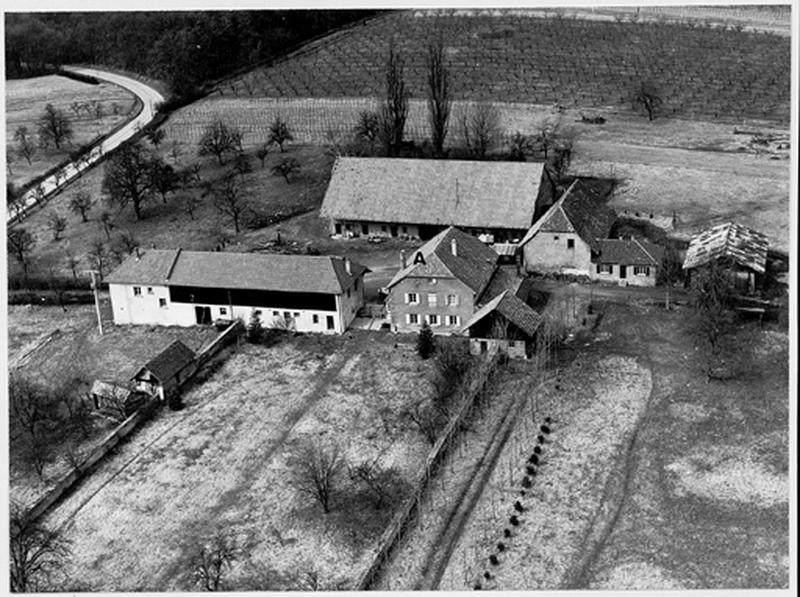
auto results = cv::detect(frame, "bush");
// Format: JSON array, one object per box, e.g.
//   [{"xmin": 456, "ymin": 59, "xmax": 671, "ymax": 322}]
[{"xmin": 416, "ymin": 322, "xmax": 436, "ymax": 359}]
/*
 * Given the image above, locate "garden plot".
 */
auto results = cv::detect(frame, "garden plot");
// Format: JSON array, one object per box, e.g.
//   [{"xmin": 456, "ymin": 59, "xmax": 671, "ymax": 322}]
[
  {"xmin": 5, "ymin": 74, "xmax": 138, "ymax": 188},
  {"xmin": 44, "ymin": 333, "xmax": 432, "ymax": 591}
]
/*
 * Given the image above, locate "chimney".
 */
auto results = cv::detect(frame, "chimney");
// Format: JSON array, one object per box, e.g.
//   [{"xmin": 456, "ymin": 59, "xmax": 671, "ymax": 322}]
[
  {"xmin": 451, "ymin": 238, "xmax": 458, "ymax": 256},
  {"xmin": 344, "ymin": 258, "xmax": 352, "ymax": 275},
  {"xmin": 400, "ymin": 249, "xmax": 407, "ymax": 269}
]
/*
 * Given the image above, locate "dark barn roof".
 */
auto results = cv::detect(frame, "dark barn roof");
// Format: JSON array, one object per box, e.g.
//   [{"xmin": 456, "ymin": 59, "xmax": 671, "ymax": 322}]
[
  {"xmin": 106, "ymin": 250, "xmax": 369, "ymax": 294},
  {"xmin": 135, "ymin": 340, "xmax": 195, "ymax": 383}
]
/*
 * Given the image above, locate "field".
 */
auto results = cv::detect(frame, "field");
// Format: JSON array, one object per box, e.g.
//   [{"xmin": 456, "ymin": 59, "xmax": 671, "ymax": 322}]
[
  {"xmin": 43, "ymin": 333, "xmax": 435, "ymax": 591},
  {"xmin": 372, "ymin": 292, "xmax": 789, "ymax": 590},
  {"xmin": 8, "ymin": 303, "xmax": 219, "ymax": 507},
  {"xmin": 217, "ymin": 12, "xmax": 789, "ymax": 125},
  {"xmin": 5, "ymin": 74, "xmax": 139, "ymax": 188}
]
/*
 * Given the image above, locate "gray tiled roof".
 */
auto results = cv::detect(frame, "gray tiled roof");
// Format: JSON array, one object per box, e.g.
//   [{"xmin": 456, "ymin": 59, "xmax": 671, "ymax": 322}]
[
  {"xmin": 387, "ymin": 227, "xmax": 498, "ymax": 294},
  {"xmin": 138, "ymin": 340, "xmax": 195, "ymax": 383},
  {"xmin": 462, "ymin": 290, "xmax": 542, "ymax": 338},
  {"xmin": 321, "ymin": 157, "xmax": 543, "ymax": 229},
  {"xmin": 594, "ymin": 238, "xmax": 665, "ymax": 266},
  {"xmin": 106, "ymin": 250, "xmax": 369, "ymax": 294},
  {"xmin": 682, "ymin": 222, "xmax": 768, "ymax": 273}
]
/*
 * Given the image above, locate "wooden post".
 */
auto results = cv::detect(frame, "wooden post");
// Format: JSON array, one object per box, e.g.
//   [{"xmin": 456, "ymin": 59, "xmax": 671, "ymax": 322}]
[{"xmin": 87, "ymin": 269, "xmax": 103, "ymax": 335}]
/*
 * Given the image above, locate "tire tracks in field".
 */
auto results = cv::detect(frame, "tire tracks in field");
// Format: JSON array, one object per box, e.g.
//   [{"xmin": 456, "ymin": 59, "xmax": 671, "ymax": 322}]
[{"xmin": 559, "ymin": 317, "xmax": 656, "ymax": 590}]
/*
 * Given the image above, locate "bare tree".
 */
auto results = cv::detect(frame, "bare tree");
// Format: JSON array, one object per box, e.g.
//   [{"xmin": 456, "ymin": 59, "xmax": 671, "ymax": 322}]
[
  {"xmin": 403, "ymin": 399, "xmax": 445, "ymax": 444},
  {"xmin": 347, "ymin": 452, "xmax": 404, "ymax": 510},
  {"xmin": 380, "ymin": 39, "xmax": 409, "ymax": 156},
  {"xmin": 146, "ymin": 127, "xmax": 166, "ymax": 148},
  {"xmin": 462, "ymin": 102, "xmax": 501, "ymax": 159},
  {"xmin": 8, "ymin": 227, "xmax": 36, "ymax": 275},
  {"xmin": 271, "ymin": 157, "xmax": 300, "ymax": 184},
  {"xmin": 634, "ymin": 80, "xmax": 663, "ymax": 121},
  {"xmin": 14, "ymin": 126, "xmax": 37, "ymax": 165},
  {"xmin": 48, "ymin": 213, "xmax": 67, "ymax": 241},
  {"xmin": 354, "ymin": 110, "xmax": 381, "ymax": 146},
  {"xmin": 65, "ymin": 252, "xmax": 80, "ymax": 283},
  {"xmin": 690, "ymin": 260, "xmax": 735, "ymax": 371},
  {"xmin": 255, "ymin": 143, "xmax": 270, "ymax": 168},
  {"xmin": 180, "ymin": 193, "xmax": 202, "ymax": 220},
  {"xmin": 37, "ymin": 104, "xmax": 73, "ymax": 149},
  {"xmin": 87, "ymin": 238, "xmax": 107, "ymax": 279},
  {"xmin": 507, "ymin": 131, "xmax": 535, "ymax": 161},
  {"xmin": 198, "ymin": 119, "xmax": 241, "ymax": 165},
  {"xmin": 268, "ymin": 117, "xmax": 294, "ymax": 152},
  {"xmin": 232, "ymin": 152, "xmax": 252, "ymax": 178},
  {"xmin": 9, "ymin": 375, "xmax": 57, "ymax": 478},
  {"xmin": 69, "ymin": 192, "xmax": 94, "ymax": 222},
  {"xmin": 426, "ymin": 35, "xmax": 451, "ymax": 156},
  {"xmin": 289, "ymin": 438, "xmax": 345, "ymax": 514},
  {"xmin": 212, "ymin": 175, "xmax": 247, "ymax": 234},
  {"xmin": 189, "ymin": 530, "xmax": 241, "ymax": 591},
  {"xmin": 102, "ymin": 141, "xmax": 158, "ymax": 220},
  {"xmin": 149, "ymin": 162, "xmax": 178, "ymax": 204},
  {"xmin": 9, "ymin": 504, "xmax": 71, "ymax": 592},
  {"xmin": 98, "ymin": 211, "xmax": 115, "ymax": 240}
]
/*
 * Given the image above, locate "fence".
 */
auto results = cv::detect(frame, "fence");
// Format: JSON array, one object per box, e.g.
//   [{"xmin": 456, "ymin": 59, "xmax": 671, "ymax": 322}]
[
  {"xmin": 24, "ymin": 397, "xmax": 160, "ymax": 523},
  {"xmin": 356, "ymin": 353, "xmax": 501, "ymax": 589},
  {"xmin": 194, "ymin": 319, "xmax": 245, "ymax": 367}
]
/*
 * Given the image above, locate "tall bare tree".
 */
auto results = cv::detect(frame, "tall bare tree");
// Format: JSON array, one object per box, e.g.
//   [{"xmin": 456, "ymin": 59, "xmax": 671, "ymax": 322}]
[
  {"xmin": 14, "ymin": 126, "xmax": 37, "ymax": 165},
  {"xmin": 198, "ymin": 119, "xmax": 241, "ymax": 165},
  {"xmin": 268, "ymin": 117, "xmax": 294, "ymax": 152},
  {"xmin": 462, "ymin": 102, "xmax": 501, "ymax": 159},
  {"xmin": 69, "ymin": 191, "xmax": 94, "ymax": 222},
  {"xmin": 37, "ymin": 104, "xmax": 73, "ymax": 149},
  {"xmin": 634, "ymin": 80, "xmax": 663, "ymax": 121},
  {"xmin": 289, "ymin": 438, "xmax": 345, "ymax": 514},
  {"xmin": 426, "ymin": 35, "xmax": 451, "ymax": 156},
  {"xmin": 380, "ymin": 39, "xmax": 409, "ymax": 156},
  {"xmin": 102, "ymin": 141, "xmax": 158, "ymax": 220},
  {"xmin": 7, "ymin": 227, "xmax": 36, "ymax": 275},
  {"xmin": 9, "ymin": 504, "xmax": 71, "ymax": 592},
  {"xmin": 212, "ymin": 175, "xmax": 247, "ymax": 234}
]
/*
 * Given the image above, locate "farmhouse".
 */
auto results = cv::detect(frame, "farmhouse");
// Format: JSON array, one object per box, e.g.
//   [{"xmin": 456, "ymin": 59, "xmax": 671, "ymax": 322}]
[
  {"xmin": 131, "ymin": 340, "xmax": 196, "ymax": 401},
  {"xmin": 106, "ymin": 249, "xmax": 369, "ymax": 334},
  {"xmin": 320, "ymin": 157, "xmax": 553, "ymax": 241},
  {"xmin": 520, "ymin": 181, "xmax": 664, "ymax": 286},
  {"xmin": 462, "ymin": 290, "xmax": 543, "ymax": 359},
  {"xmin": 682, "ymin": 222, "xmax": 769, "ymax": 293},
  {"xmin": 385, "ymin": 227, "xmax": 529, "ymax": 334}
]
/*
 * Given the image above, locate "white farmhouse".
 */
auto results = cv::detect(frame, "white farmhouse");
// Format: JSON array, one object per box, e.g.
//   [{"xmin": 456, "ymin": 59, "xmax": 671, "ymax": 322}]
[{"xmin": 105, "ymin": 249, "xmax": 369, "ymax": 334}]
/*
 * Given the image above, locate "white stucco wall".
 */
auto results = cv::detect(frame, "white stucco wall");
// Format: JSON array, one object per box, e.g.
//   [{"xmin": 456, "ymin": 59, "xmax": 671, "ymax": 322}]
[
  {"xmin": 522, "ymin": 232, "xmax": 592, "ymax": 275},
  {"xmin": 589, "ymin": 264, "xmax": 658, "ymax": 287}
]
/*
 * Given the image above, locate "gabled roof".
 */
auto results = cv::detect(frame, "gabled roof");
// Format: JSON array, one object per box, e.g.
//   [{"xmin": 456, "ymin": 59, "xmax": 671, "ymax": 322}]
[
  {"xmin": 135, "ymin": 340, "xmax": 196, "ymax": 383},
  {"xmin": 520, "ymin": 180, "xmax": 616, "ymax": 249},
  {"xmin": 106, "ymin": 250, "xmax": 369, "ymax": 294},
  {"xmin": 387, "ymin": 227, "xmax": 498, "ymax": 294},
  {"xmin": 462, "ymin": 290, "xmax": 542, "ymax": 338},
  {"xmin": 594, "ymin": 239, "xmax": 665, "ymax": 266},
  {"xmin": 320, "ymin": 157, "xmax": 544, "ymax": 229},
  {"xmin": 682, "ymin": 222, "xmax": 768, "ymax": 274}
]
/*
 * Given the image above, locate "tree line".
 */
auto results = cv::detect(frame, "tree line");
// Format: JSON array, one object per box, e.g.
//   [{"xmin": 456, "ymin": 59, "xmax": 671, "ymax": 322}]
[{"xmin": 4, "ymin": 11, "xmax": 379, "ymax": 96}]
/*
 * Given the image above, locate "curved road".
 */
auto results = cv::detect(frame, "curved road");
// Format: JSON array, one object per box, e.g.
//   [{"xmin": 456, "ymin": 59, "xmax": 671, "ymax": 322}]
[{"xmin": 7, "ymin": 66, "xmax": 164, "ymax": 223}]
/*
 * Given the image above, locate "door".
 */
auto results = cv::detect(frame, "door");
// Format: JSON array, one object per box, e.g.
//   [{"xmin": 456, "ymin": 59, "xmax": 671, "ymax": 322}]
[
  {"xmin": 335, "ymin": 223, "xmax": 342, "ymax": 235},
  {"xmin": 480, "ymin": 341, "xmax": 488, "ymax": 353},
  {"xmin": 326, "ymin": 315, "xmax": 335, "ymax": 331},
  {"xmin": 195, "ymin": 306, "xmax": 212, "ymax": 324},
  {"xmin": 619, "ymin": 265, "xmax": 627, "ymax": 279},
  {"xmin": 390, "ymin": 225, "xmax": 398, "ymax": 237}
]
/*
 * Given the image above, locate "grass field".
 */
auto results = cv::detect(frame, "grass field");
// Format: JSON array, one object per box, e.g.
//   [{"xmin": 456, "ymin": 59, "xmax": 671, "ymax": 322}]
[
  {"xmin": 44, "ymin": 333, "xmax": 434, "ymax": 591},
  {"xmin": 217, "ymin": 11, "xmax": 789, "ymax": 125},
  {"xmin": 8, "ymin": 303, "xmax": 219, "ymax": 507},
  {"xmin": 5, "ymin": 74, "xmax": 139, "ymax": 188},
  {"xmin": 424, "ymin": 295, "xmax": 788, "ymax": 590}
]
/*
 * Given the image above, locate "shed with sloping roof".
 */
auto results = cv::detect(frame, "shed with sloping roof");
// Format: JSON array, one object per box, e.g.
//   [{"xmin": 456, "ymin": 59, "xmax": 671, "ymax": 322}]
[
  {"xmin": 131, "ymin": 340, "xmax": 196, "ymax": 401},
  {"xmin": 462, "ymin": 291, "xmax": 543, "ymax": 359}
]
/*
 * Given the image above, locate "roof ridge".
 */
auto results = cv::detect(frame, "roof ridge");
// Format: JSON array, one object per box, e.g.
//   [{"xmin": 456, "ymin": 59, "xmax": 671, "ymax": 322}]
[{"xmin": 632, "ymin": 237, "xmax": 656, "ymax": 263}]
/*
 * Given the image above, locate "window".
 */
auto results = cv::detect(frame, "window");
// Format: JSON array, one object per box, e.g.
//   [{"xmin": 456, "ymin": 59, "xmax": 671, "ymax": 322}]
[
  {"xmin": 133, "ymin": 286, "xmax": 142, "ymax": 296},
  {"xmin": 293, "ymin": 312, "xmax": 300, "ymax": 318},
  {"xmin": 596, "ymin": 263, "xmax": 613, "ymax": 274},
  {"xmin": 567, "ymin": 238, "xmax": 575, "ymax": 249},
  {"xmin": 381, "ymin": 225, "xmax": 387, "ymax": 232},
  {"xmin": 402, "ymin": 226, "xmax": 408, "ymax": 234},
  {"xmin": 147, "ymin": 287, "xmax": 154, "ymax": 295},
  {"xmin": 159, "ymin": 298, "xmax": 167, "ymax": 309},
  {"xmin": 428, "ymin": 314, "xmax": 440, "ymax": 326},
  {"xmin": 446, "ymin": 294, "xmax": 459, "ymax": 306},
  {"xmin": 406, "ymin": 292, "xmax": 419, "ymax": 304},
  {"xmin": 429, "ymin": 278, "xmax": 437, "ymax": 285},
  {"xmin": 220, "ymin": 307, "xmax": 228, "ymax": 316},
  {"xmin": 313, "ymin": 314, "xmax": 319, "ymax": 324},
  {"xmin": 633, "ymin": 265, "xmax": 650, "ymax": 276},
  {"xmin": 508, "ymin": 340, "xmax": 516, "ymax": 348},
  {"xmin": 554, "ymin": 236, "xmax": 560, "ymax": 241},
  {"xmin": 447, "ymin": 315, "xmax": 460, "ymax": 326},
  {"xmin": 326, "ymin": 316, "xmax": 335, "ymax": 330},
  {"xmin": 273, "ymin": 311, "xmax": 280, "ymax": 318},
  {"xmin": 361, "ymin": 223, "xmax": 369, "ymax": 235},
  {"xmin": 407, "ymin": 313, "xmax": 419, "ymax": 325},
  {"xmin": 427, "ymin": 293, "xmax": 438, "ymax": 306}
]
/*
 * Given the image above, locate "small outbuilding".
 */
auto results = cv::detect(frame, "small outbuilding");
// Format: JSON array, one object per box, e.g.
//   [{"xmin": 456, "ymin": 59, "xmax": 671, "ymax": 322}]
[
  {"xmin": 131, "ymin": 340, "xmax": 196, "ymax": 401},
  {"xmin": 462, "ymin": 290, "xmax": 542, "ymax": 359},
  {"xmin": 682, "ymin": 222, "xmax": 769, "ymax": 294},
  {"xmin": 89, "ymin": 380, "xmax": 148, "ymax": 419}
]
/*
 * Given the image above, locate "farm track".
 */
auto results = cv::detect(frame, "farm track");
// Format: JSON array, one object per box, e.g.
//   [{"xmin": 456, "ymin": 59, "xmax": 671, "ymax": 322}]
[
  {"xmin": 417, "ymin": 377, "xmax": 542, "ymax": 589},
  {"xmin": 559, "ymin": 316, "xmax": 655, "ymax": 589}
]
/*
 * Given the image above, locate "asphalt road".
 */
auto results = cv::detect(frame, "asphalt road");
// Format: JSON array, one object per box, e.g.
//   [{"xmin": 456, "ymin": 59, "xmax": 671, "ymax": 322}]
[{"xmin": 7, "ymin": 66, "xmax": 165, "ymax": 223}]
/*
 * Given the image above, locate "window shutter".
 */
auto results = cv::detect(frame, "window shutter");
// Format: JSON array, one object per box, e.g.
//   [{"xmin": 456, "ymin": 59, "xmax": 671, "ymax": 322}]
[
  {"xmin": 596, "ymin": 264, "xmax": 601, "ymax": 274},
  {"xmin": 405, "ymin": 293, "xmax": 410, "ymax": 304}
]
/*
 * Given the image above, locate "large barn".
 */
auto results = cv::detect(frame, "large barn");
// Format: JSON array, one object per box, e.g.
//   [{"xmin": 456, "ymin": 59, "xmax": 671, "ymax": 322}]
[
  {"xmin": 105, "ymin": 249, "xmax": 369, "ymax": 334},
  {"xmin": 320, "ymin": 157, "xmax": 552, "ymax": 241}
]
